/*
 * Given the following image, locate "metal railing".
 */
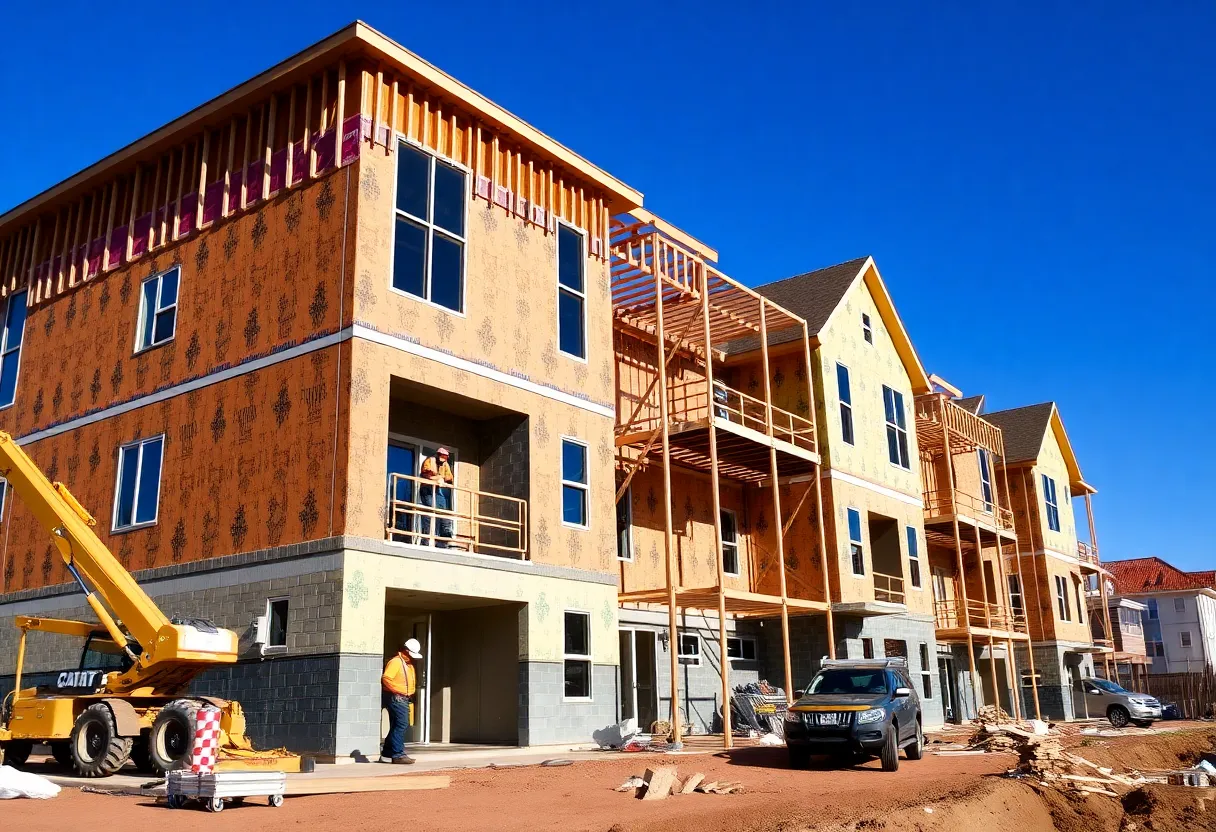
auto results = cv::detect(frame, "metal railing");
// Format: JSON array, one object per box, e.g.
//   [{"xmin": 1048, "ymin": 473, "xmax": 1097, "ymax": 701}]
[
  {"xmin": 922, "ymin": 488, "xmax": 1014, "ymax": 531},
  {"xmin": 385, "ymin": 473, "xmax": 528, "ymax": 559},
  {"xmin": 933, "ymin": 598, "xmax": 1028, "ymax": 634},
  {"xmin": 664, "ymin": 379, "xmax": 817, "ymax": 452},
  {"xmin": 873, "ymin": 571, "xmax": 906, "ymax": 605}
]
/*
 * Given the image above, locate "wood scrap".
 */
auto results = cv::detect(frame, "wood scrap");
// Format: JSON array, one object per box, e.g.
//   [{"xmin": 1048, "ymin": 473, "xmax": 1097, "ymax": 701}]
[
  {"xmin": 640, "ymin": 766, "xmax": 678, "ymax": 801},
  {"xmin": 695, "ymin": 780, "xmax": 719, "ymax": 793},
  {"xmin": 679, "ymin": 773, "xmax": 705, "ymax": 794}
]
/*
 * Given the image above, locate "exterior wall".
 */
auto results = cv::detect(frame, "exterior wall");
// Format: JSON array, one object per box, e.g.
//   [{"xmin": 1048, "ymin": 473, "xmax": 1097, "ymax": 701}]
[
  {"xmin": 1032, "ymin": 431, "xmax": 1080, "ymax": 557},
  {"xmin": 1129, "ymin": 591, "xmax": 1216, "ymax": 672}
]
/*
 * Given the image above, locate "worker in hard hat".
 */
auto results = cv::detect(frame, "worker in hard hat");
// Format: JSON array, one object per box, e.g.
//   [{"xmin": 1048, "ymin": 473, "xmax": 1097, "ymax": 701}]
[
  {"xmin": 419, "ymin": 447, "xmax": 454, "ymax": 548},
  {"xmin": 380, "ymin": 637, "xmax": 423, "ymax": 764}
]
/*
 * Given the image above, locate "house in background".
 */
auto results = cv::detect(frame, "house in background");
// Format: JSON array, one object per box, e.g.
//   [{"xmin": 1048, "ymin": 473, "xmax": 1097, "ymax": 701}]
[
  {"xmin": 1106, "ymin": 557, "xmax": 1216, "ymax": 674},
  {"xmin": 1087, "ymin": 580, "xmax": 1151, "ymax": 689}
]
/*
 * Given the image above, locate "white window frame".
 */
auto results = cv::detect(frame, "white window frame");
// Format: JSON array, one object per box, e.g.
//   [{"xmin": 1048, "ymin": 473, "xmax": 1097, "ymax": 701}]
[
  {"xmin": 1054, "ymin": 574, "xmax": 1071, "ymax": 621},
  {"xmin": 0, "ymin": 290, "xmax": 28, "ymax": 411},
  {"xmin": 616, "ymin": 484, "xmax": 634, "ymax": 562},
  {"xmin": 978, "ymin": 448, "xmax": 994, "ymax": 512},
  {"xmin": 847, "ymin": 506, "xmax": 865, "ymax": 576},
  {"xmin": 677, "ymin": 632, "xmax": 702, "ymax": 667},
  {"xmin": 563, "ymin": 609, "xmax": 593, "ymax": 701},
  {"xmin": 555, "ymin": 221, "xmax": 588, "ymax": 362},
  {"xmin": 882, "ymin": 385, "xmax": 911, "ymax": 469},
  {"xmin": 721, "ymin": 508, "xmax": 740, "ymax": 577},
  {"xmin": 262, "ymin": 596, "xmax": 290, "ymax": 653},
  {"xmin": 1181, "ymin": 630, "xmax": 1193, "ymax": 649},
  {"xmin": 1042, "ymin": 474, "xmax": 1060, "ymax": 532},
  {"xmin": 389, "ymin": 139, "xmax": 470, "ymax": 316},
  {"xmin": 906, "ymin": 525, "xmax": 921, "ymax": 589},
  {"xmin": 862, "ymin": 312, "xmax": 873, "ymax": 344},
  {"xmin": 560, "ymin": 436, "xmax": 590, "ymax": 530},
  {"xmin": 111, "ymin": 435, "xmax": 165, "ymax": 532},
  {"xmin": 836, "ymin": 362, "xmax": 854, "ymax": 446},
  {"xmin": 135, "ymin": 265, "xmax": 180, "ymax": 353},
  {"xmin": 726, "ymin": 636, "xmax": 757, "ymax": 663}
]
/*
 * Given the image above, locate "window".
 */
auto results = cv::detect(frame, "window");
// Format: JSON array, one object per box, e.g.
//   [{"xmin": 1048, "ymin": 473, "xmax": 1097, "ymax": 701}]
[
  {"xmin": 392, "ymin": 142, "xmax": 466, "ymax": 312},
  {"xmin": 136, "ymin": 266, "xmax": 179, "ymax": 351},
  {"xmin": 561, "ymin": 438, "xmax": 589, "ymax": 528},
  {"xmin": 836, "ymin": 363, "xmax": 854, "ymax": 445},
  {"xmin": 616, "ymin": 485, "xmax": 633, "ymax": 562},
  {"xmin": 1008, "ymin": 575, "xmax": 1023, "ymax": 616},
  {"xmin": 1054, "ymin": 575, "xmax": 1071, "ymax": 621},
  {"xmin": 862, "ymin": 313, "xmax": 873, "ymax": 344},
  {"xmin": 1181, "ymin": 630, "xmax": 1193, "ymax": 649},
  {"xmin": 0, "ymin": 478, "xmax": 6, "ymax": 519},
  {"xmin": 919, "ymin": 643, "xmax": 933, "ymax": 699},
  {"xmin": 978, "ymin": 449, "xmax": 993, "ymax": 512},
  {"xmin": 847, "ymin": 507, "xmax": 865, "ymax": 576},
  {"xmin": 906, "ymin": 526, "xmax": 921, "ymax": 589},
  {"xmin": 882, "ymin": 386, "xmax": 910, "ymax": 469},
  {"xmin": 557, "ymin": 225, "xmax": 586, "ymax": 359},
  {"xmin": 861, "ymin": 637, "xmax": 874, "ymax": 659},
  {"xmin": 1119, "ymin": 608, "xmax": 1143, "ymax": 633},
  {"xmin": 726, "ymin": 637, "xmax": 757, "ymax": 662},
  {"xmin": 112, "ymin": 436, "xmax": 164, "ymax": 530},
  {"xmin": 1147, "ymin": 599, "xmax": 1159, "ymax": 620},
  {"xmin": 266, "ymin": 598, "xmax": 289, "ymax": 649},
  {"xmin": 1074, "ymin": 578, "xmax": 1085, "ymax": 624},
  {"xmin": 0, "ymin": 291, "xmax": 27, "ymax": 408},
  {"xmin": 563, "ymin": 611, "xmax": 592, "ymax": 699},
  {"xmin": 1042, "ymin": 475, "xmax": 1060, "ymax": 532},
  {"xmin": 721, "ymin": 509, "xmax": 740, "ymax": 576},
  {"xmin": 1174, "ymin": 597, "xmax": 1186, "ymax": 614},
  {"xmin": 1147, "ymin": 640, "xmax": 1164, "ymax": 657},
  {"xmin": 677, "ymin": 633, "xmax": 701, "ymax": 666}
]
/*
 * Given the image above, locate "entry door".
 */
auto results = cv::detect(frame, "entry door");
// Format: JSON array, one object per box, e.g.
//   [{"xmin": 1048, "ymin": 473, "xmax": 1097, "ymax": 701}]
[
  {"xmin": 620, "ymin": 631, "xmax": 637, "ymax": 722},
  {"xmin": 386, "ymin": 442, "xmax": 418, "ymax": 542},
  {"xmin": 937, "ymin": 657, "xmax": 957, "ymax": 723},
  {"xmin": 634, "ymin": 632, "xmax": 658, "ymax": 730},
  {"xmin": 405, "ymin": 615, "xmax": 432, "ymax": 744}
]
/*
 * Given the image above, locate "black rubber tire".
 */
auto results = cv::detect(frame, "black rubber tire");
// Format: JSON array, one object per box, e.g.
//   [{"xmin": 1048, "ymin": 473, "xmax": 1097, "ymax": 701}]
[
  {"xmin": 51, "ymin": 741, "xmax": 74, "ymax": 768},
  {"xmin": 905, "ymin": 721, "xmax": 924, "ymax": 760},
  {"xmin": 129, "ymin": 734, "xmax": 155, "ymax": 774},
  {"xmin": 788, "ymin": 746, "xmax": 811, "ymax": 770},
  {"xmin": 70, "ymin": 702, "xmax": 133, "ymax": 777},
  {"xmin": 2, "ymin": 740, "xmax": 33, "ymax": 768},
  {"xmin": 149, "ymin": 699, "xmax": 201, "ymax": 776},
  {"xmin": 879, "ymin": 724, "xmax": 900, "ymax": 772},
  {"xmin": 1108, "ymin": 705, "xmax": 1130, "ymax": 729}
]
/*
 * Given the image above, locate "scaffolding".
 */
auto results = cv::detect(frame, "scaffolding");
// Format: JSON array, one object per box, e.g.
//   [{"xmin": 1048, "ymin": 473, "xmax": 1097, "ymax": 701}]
[
  {"xmin": 611, "ymin": 210, "xmax": 830, "ymax": 748},
  {"xmin": 915, "ymin": 392, "xmax": 1040, "ymax": 719}
]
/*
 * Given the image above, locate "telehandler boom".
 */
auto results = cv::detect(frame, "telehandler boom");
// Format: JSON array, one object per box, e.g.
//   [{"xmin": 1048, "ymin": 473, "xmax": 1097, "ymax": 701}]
[{"xmin": 0, "ymin": 431, "xmax": 301, "ymax": 776}]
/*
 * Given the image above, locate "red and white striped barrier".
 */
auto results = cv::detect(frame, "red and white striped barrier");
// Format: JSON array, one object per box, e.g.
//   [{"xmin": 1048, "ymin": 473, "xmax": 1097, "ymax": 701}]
[{"xmin": 190, "ymin": 707, "xmax": 222, "ymax": 773}]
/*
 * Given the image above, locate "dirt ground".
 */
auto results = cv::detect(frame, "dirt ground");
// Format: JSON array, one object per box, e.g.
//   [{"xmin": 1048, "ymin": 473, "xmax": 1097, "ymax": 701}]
[{"xmin": 6, "ymin": 726, "xmax": 1216, "ymax": 831}]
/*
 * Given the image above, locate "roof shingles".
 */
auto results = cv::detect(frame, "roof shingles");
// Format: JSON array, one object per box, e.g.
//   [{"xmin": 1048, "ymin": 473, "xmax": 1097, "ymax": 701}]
[
  {"xmin": 1107, "ymin": 557, "xmax": 1216, "ymax": 594},
  {"xmin": 984, "ymin": 402, "xmax": 1055, "ymax": 464}
]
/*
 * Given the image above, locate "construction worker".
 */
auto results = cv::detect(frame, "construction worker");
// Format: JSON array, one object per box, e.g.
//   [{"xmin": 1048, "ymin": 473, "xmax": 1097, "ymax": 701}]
[
  {"xmin": 419, "ymin": 447, "xmax": 454, "ymax": 548},
  {"xmin": 380, "ymin": 637, "xmax": 423, "ymax": 764}
]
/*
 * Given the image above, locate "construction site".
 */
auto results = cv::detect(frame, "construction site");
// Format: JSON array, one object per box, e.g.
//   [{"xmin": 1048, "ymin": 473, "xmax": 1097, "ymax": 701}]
[{"xmin": 0, "ymin": 15, "xmax": 1213, "ymax": 832}]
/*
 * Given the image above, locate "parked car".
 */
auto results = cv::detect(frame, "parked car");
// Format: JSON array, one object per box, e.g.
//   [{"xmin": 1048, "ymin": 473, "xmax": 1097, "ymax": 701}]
[
  {"xmin": 783, "ymin": 658, "xmax": 923, "ymax": 772},
  {"xmin": 1075, "ymin": 677, "xmax": 1161, "ymax": 727}
]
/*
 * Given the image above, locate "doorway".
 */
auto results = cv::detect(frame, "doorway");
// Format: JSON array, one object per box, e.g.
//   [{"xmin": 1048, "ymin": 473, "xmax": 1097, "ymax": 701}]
[
  {"xmin": 619, "ymin": 629, "xmax": 658, "ymax": 730},
  {"xmin": 386, "ymin": 436, "xmax": 458, "ymax": 545},
  {"xmin": 937, "ymin": 656, "xmax": 959, "ymax": 723},
  {"xmin": 382, "ymin": 609, "xmax": 433, "ymax": 745}
]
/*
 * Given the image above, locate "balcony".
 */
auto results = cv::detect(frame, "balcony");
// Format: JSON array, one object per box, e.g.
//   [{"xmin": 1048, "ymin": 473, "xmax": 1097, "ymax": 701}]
[
  {"xmin": 923, "ymin": 488, "xmax": 1014, "ymax": 532},
  {"xmin": 933, "ymin": 598, "xmax": 1028, "ymax": 638},
  {"xmin": 386, "ymin": 473, "xmax": 528, "ymax": 559},
  {"xmin": 1077, "ymin": 541, "xmax": 1100, "ymax": 569},
  {"xmin": 873, "ymin": 571, "xmax": 906, "ymax": 605},
  {"xmin": 914, "ymin": 393, "xmax": 1004, "ymax": 458}
]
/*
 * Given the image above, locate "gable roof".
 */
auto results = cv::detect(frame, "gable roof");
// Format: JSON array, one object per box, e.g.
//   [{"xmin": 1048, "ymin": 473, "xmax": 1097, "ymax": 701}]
[
  {"xmin": 984, "ymin": 401, "xmax": 1094, "ymax": 493},
  {"xmin": 1108, "ymin": 557, "xmax": 1216, "ymax": 595},
  {"xmin": 736, "ymin": 256, "xmax": 931, "ymax": 393},
  {"xmin": 955, "ymin": 395, "xmax": 985, "ymax": 415}
]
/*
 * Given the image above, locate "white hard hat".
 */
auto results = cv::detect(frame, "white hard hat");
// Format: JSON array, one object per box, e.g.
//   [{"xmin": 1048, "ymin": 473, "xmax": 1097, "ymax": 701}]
[{"xmin": 404, "ymin": 638, "xmax": 423, "ymax": 659}]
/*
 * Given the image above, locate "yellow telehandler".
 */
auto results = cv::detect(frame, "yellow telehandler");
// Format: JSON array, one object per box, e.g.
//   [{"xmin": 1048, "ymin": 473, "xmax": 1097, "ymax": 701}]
[{"xmin": 0, "ymin": 431, "xmax": 303, "ymax": 776}]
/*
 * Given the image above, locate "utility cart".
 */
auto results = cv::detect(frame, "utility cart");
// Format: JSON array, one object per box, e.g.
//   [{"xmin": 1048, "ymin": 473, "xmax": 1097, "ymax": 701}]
[{"xmin": 167, "ymin": 770, "xmax": 287, "ymax": 812}]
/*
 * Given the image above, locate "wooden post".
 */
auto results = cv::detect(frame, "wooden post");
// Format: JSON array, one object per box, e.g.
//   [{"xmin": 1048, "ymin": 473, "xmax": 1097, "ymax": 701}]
[
  {"xmin": 940, "ymin": 418, "xmax": 981, "ymax": 714},
  {"xmin": 240, "ymin": 110, "xmax": 252, "ymax": 211},
  {"xmin": 652, "ymin": 232, "xmax": 682, "ymax": 745},
  {"xmin": 173, "ymin": 143, "xmax": 188, "ymax": 241},
  {"xmin": 264, "ymin": 95, "xmax": 276, "ymax": 200},
  {"xmin": 102, "ymin": 180, "xmax": 118, "ymax": 272},
  {"xmin": 196, "ymin": 130, "xmax": 210, "ymax": 230},
  {"xmin": 223, "ymin": 119, "xmax": 236, "ymax": 218},
  {"xmin": 700, "ymin": 257, "xmax": 731, "ymax": 749},
  {"xmin": 808, "ymin": 320, "xmax": 834, "ymax": 658},
  {"xmin": 975, "ymin": 523, "xmax": 1001, "ymax": 709},
  {"xmin": 1086, "ymin": 492, "xmax": 1115, "ymax": 651},
  {"xmin": 335, "ymin": 61, "xmax": 346, "ymax": 166},
  {"xmin": 305, "ymin": 76, "xmax": 316, "ymax": 179},
  {"xmin": 125, "ymin": 166, "xmax": 141, "ymax": 262},
  {"xmin": 1005, "ymin": 636, "xmax": 1022, "ymax": 719},
  {"xmin": 149, "ymin": 155, "xmax": 162, "ymax": 251},
  {"xmin": 286, "ymin": 87, "xmax": 296, "ymax": 187},
  {"xmin": 1016, "ymin": 467, "xmax": 1045, "ymax": 719}
]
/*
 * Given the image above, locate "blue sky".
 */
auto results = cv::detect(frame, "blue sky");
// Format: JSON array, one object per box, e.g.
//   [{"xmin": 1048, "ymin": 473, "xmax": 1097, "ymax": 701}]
[{"xmin": 1, "ymin": 3, "xmax": 1212, "ymax": 568}]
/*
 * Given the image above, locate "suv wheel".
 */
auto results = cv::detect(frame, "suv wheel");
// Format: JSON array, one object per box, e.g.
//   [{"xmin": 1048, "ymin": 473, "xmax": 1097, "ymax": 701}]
[
  {"xmin": 905, "ymin": 720, "xmax": 924, "ymax": 760},
  {"xmin": 880, "ymin": 724, "xmax": 900, "ymax": 772},
  {"xmin": 1108, "ymin": 705, "xmax": 1130, "ymax": 728}
]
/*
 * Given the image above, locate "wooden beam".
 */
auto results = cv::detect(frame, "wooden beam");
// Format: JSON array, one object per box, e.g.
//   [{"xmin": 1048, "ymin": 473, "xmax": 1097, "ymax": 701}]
[
  {"xmin": 263, "ymin": 95, "xmax": 276, "ymax": 200},
  {"xmin": 335, "ymin": 60, "xmax": 346, "ymax": 166},
  {"xmin": 223, "ymin": 119, "xmax": 236, "ymax": 217}
]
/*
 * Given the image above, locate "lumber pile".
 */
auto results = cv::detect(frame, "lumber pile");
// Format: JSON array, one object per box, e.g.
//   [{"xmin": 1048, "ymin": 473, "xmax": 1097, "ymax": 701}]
[{"xmin": 618, "ymin": 766, "xmax": 744, "ymax": 800}]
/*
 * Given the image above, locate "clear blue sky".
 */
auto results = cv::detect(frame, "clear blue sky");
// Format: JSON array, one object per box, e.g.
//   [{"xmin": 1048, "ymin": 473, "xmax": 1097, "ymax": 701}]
[{"xmin": 1, "ymin": 3, "xmax": 1212, "ymax": 568}]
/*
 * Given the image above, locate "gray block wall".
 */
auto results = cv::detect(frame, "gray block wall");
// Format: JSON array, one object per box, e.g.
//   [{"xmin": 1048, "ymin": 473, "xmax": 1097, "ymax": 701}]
[
  {"xmin": 1014, "ymin": 642, "xmax": 1096, "ymax": 721},
  {"xmin": 518, "ymin": 661, "xmax": 617, "ymax": 745}
]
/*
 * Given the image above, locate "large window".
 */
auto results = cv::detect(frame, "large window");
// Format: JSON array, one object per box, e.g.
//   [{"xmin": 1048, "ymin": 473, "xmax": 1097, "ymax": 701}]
[
  {"xmin": 882, "ymin": 386, "xmax": 910, "ymax": 469},
  {"xmin": 616, "ymin": 485, "xmax": 633, "ymax": 562},
  {"xmin": 0, "ymin": 291, "xmax": 28, "ymax": 408},
  {"xmin": 847, "ymin": 507, "xmax": 865, "ymax": 576},
  {"xmin": 978, "ymin": 448, "xmax": 993, "ymax": 512},
  {"xmin": 392, "ymin": 142, "xmax": 466, "ymax": 312},
  {"xmin": 721, "ymin": 509, "xmax": 740, "ymax": 576},
  {"xmin": 1042, "ymin": 474, "xmax": 1060, "ymax": 532},
  {"xmin": 265, "ymin": 598, "xmax": 289, "ymax": 650},
  {"xmin": 836, "ymin": 363, "xmax": 854, "ymax": 445},
  {"xmin": 1147, "ymin": 598, "xmax": 1159, "ymax": 620},
  {"xmin": 1054, "ymin": 574, "xmax": 1071, "ymax": 621},
  {"xmin": 677, "ymin": 633, "xmax": 702, "ymax": 667},
  {"xmin": 557, "ymin": 225, "xmax": 586, "ymax": 359},
  {"xmin": 726, "ymin": 636, "xmax": 757, "ymax": 662},
  {"xmin": 561, "ymin": 438, "xmax": 589, "ymax": 528},
  {"xmin": 113, "ymin": 435, "xmax": 164, "ymax": 531},
  {"xmin": 137, "ymin": 266, "xmax": 179, "ymax": 351},
  {"xmin": 563, "ymin": 611, "xmax": 592, "ymax": 699},
  {"xmin": 906, "ymin": 525, "xmax": 921, "ymax": 589}
]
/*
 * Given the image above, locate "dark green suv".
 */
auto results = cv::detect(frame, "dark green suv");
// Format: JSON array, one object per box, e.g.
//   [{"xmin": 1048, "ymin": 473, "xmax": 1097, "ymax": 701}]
[{"xmin": 783, "ymin": 658, "xmax": 923, "ymax": 771}]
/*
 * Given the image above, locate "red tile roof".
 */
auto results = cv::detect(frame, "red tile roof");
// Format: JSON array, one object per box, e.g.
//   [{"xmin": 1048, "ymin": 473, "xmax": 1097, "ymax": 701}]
[{"xmin": 1107, "ymin": 557, "xmax": 1216, "ymax": 594}]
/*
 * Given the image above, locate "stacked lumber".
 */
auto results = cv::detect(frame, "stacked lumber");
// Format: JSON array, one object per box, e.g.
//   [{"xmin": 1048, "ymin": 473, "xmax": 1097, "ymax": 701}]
[{"xmin": 618, "ymin": 767, "xmax": 745, "ymax": 800}]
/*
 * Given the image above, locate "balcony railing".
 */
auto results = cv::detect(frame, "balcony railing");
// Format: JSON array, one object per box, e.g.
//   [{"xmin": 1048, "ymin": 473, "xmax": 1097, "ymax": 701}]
[
  {"xmin": 385, "ymin": 473, "xmax": 528, "ymax": 559},
  {"xmin": 660, "ymin": 379, "xmax": 817, "ymax": 452},
  {"xmin": 933, "ymin": 599, "xmax": 1028, "ymax": 634},
  {"xmin": 1077, "ymin": 541, "xmax": 1100, "ymax": 567},
  {"xmin": 914, "ymin": 393, "xmax": 1005, "ymax": 457},
  {"xmin": 874, "ymin": 571, "xmax": 906, "ymax": 605},
  {"xmin": 922, "ymin": 488, "xmax": 1014, "ymax": 530}
]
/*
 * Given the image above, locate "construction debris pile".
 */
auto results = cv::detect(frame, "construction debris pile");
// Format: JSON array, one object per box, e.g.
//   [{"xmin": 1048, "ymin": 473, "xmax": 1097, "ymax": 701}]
[
  {"xmin": 730, "ymin": 681, "xmax": 787, "ymax": 737},
  {"xmin": 616, "ymin": 767, "xmax": 744, "ymax": 800}
]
